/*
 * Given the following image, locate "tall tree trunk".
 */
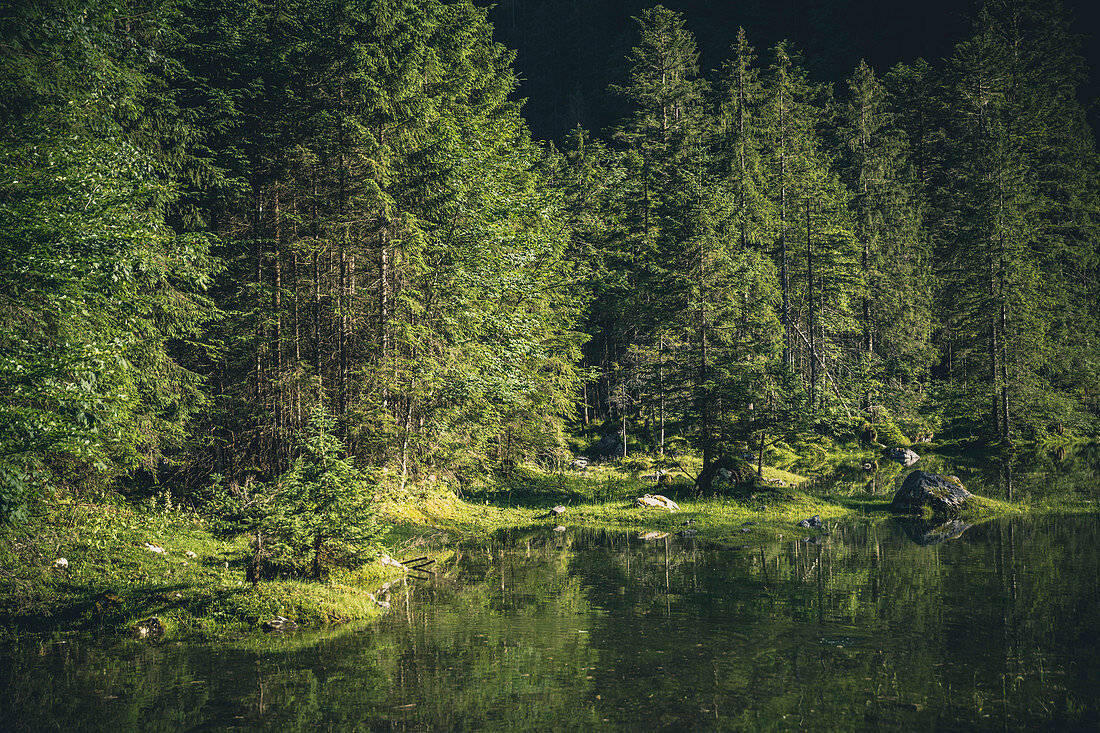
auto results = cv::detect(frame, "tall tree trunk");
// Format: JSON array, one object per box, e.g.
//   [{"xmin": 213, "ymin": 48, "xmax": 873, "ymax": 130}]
[
  {"xmin": 337, "ymin": 83, "xmax": 348, "ymax": 424},
  {"xmin": 248, "ymin": 531, "xmax": 263, "ymax": 586},
  {"xmin": 989, "ymin": 253, "xmax": 1000, "ymax": 437},
  {"xmin": 658, "ymin": 336, "xmax": 665, "ymax": 456},
  {"xmin": 312, "ymin": 533, "xmax": 324, "ymax": 580},
  {"xmin": 254, "ymin": 184, "xmax": 265, "ymax": 404},
  {"xmin": 698, "ymin": 230, "xmax": 712, "ymax": 474},
  {"xmin": 379, "ymin": 222, "xmax": 389, "ymax": 412},
  {"xmin": 997, "ymin": 168, "xmax": 1011, "ymax": 441},
  {"xmin": 400, "ymin": 396, "xmax": 414, "ymax": 491},
  {"xmin": 339, "ymin": 243, "xmax": 348, "ymax": 422},
  {"xmin": 313, "ymin": 247, "xmax": 322, "ymax": 402},
  {"xmin": 779, "ymin": 94, "xmax": 790, "ymax": 367},
  {"xmin": 273, "ymin": 185, "xmax": 283, "ymax": 467},
  {"xmin": 1000, "ymin": 300, "xmax": 1010, "ymax": 440},
  {"xmin": 293, "ymin": 251, "xmax": 302, "ymax": 427},
  {"xmin": 311, "ymin": 166, "xmax": 322, "ymax": 402},
  {"xmin": 807, "ymin": 199, "xmax": 817, "ymax": 408}
]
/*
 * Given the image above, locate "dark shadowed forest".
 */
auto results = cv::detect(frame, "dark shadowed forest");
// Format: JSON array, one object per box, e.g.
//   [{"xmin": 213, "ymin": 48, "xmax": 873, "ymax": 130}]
[{"xmin": 2, "ymin": 0, "xmax": 1098, "ymax": 524}]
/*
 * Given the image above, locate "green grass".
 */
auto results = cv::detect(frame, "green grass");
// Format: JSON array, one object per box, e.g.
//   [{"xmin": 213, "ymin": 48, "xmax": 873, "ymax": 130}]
[
  {"xmin": 4, "ymin": 448, "xmax": 1091, "ymax": 641},
  {"xmin": 0, "ymin": 495, "xmax": 399, "ymax": 640},
  {"xmin": 382, "ymin": 462, "xmax": 857, "ymax": 546}
]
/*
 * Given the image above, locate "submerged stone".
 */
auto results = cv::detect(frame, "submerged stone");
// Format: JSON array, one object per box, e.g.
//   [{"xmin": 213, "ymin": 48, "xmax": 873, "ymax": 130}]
[
  {"xmin": 890, "ymin": 470, "xmax": 972, "ymax": 515},
  {"xmin": 886, "ymin": 447, "xmax": 921, "ymax": 467}
]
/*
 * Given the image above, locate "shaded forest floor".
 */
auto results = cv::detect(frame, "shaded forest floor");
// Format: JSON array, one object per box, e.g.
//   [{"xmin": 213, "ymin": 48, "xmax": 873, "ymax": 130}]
[{"xmin": 3, "ymin": 446, "xmax": 1095, "ymax": 641}]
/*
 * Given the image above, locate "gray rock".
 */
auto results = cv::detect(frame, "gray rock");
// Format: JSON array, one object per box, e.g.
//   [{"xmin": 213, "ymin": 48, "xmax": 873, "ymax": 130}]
[
  {"xmin": 886, "ymin": 447, "xmax": 921, "ymax": 467},
  {"xmin": 592, "ymin": 433, "xmax": 623, "ymax": 458},
  {"xmin": 889, "ymin": 471, "xmax": 972, "ymax": 515},
  {"xmin": 549, "ymin": 505, "xmax": 567, "ymax": 516},
  {"xmin": 635, "ymin": 494, "xmax": 680, "ymax": 511},
  {"xmin": 797, "ymin": 514, "xmax": 823, "ymax": 529},
  {"xmin": 262, "ymin": 616, "xmax": 299, "ymax": 632},
  {"xmin": 132, "ymin": 617, "xmax": 165, "ymax": 640}
]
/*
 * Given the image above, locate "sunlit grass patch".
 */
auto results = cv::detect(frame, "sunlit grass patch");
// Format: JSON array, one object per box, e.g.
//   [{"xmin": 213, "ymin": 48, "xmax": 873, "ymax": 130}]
[{"xmin": 0, "ymin": 496, "xmax": 402, "ymax": 639}]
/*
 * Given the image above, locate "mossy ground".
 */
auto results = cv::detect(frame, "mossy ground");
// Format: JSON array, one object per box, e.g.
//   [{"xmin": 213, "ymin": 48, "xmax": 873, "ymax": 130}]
[
  {"xmin": 0, "ymin": 494, "xmax": 400, "ymax": 640},
  {"xmin": 2, "ymin": 446, "xmax": 1091, "ymax": 640}
]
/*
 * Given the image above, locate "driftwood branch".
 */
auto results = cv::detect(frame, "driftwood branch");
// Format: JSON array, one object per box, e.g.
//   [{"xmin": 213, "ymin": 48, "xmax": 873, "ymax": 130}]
[{"xmin": 664, "ymin": 455, "xmax": 699, "ymax": 484}]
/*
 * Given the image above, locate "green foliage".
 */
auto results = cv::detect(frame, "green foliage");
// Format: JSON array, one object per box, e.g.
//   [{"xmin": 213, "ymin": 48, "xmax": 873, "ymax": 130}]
[
  {"xmin": 0, "ymin": 0, "xmax": 215, "ymax": 519},
  {"xmin": 577, "ymin": 0, "xmax": 1100, "ymax": 457},
  {"xmin": 268, "ymin": 407, "xmax": 385, "ymax": 577},
  {"xmin": 3, "ymin": 0, "xmax": 1100, "ymax": 548},
  {"xmin": 217, "ymin": 407, "xmax": 385, "ymax": 579}
]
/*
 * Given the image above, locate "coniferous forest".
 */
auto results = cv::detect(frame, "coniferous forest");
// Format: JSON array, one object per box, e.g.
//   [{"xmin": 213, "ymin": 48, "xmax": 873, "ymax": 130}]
[{"xmin": 2, "ymin": 0, "xmax": 1099, "ymax": 523}]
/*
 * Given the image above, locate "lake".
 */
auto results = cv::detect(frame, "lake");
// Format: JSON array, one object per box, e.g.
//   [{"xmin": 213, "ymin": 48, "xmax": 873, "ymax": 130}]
[{"xmin": 2, "ymin": 449, "xmax": 1098, "ymax": 731}]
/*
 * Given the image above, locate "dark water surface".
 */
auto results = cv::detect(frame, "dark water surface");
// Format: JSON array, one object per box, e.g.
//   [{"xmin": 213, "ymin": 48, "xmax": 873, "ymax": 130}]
[{"xmin": 3, "ymin": 452, "xmax": 1099, "ymax": 731}]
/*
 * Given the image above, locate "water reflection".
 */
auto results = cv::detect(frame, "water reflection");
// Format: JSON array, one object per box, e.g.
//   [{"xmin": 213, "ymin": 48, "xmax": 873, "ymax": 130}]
[
  {"xmin": 895, "ymin": 518, "xmax": 973, "ymax": 546},
  {"xmin": 806, "ymin": 443, "xmax": 1100, "ymax": 507},
  {"xmin": 4, "ymin": 505, "xmax": 1100, "ymax": 731}
]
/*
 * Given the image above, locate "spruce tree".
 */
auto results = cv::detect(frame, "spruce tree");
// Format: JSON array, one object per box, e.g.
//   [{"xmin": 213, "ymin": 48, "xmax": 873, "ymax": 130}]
[{"xmin": 839, "ymin": 60, "xmax": 932, "ymax": 428}]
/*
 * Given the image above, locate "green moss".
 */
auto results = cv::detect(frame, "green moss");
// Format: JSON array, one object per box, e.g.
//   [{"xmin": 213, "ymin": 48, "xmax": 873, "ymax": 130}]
[
  {"xmin": 959, "ymin": 494, "xmax": 1024, "ymax": 518},
  {"xmin": 0, "ymin": 497, "xmax": 401, "ymax": 640}
]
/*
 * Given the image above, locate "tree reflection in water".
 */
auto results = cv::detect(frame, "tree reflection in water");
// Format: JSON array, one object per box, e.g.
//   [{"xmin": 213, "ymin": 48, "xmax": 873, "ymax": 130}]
[{"xmin": 3, "ymin": 453, "xmax": 1099, "ymax": 730}]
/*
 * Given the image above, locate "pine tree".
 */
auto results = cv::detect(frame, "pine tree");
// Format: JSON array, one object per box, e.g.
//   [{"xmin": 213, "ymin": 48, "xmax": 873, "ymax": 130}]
[
  {"xmin": 716, "ymin": 28, "xmax": 774, "ymax": 252},
  {"xmin": 932, "ymin": 0, "xmax": 1100, "ymax": 440},
  {"xmin": 608, "ymin": 5, "xmax": 709, "ymax": 463},
  {"xmin": 759, "ymin": 42, "xmax": 861, "ymax": 417},
  {"xmin": 839, "ymin": 60, "xmax": 932, "ymax": 428}
]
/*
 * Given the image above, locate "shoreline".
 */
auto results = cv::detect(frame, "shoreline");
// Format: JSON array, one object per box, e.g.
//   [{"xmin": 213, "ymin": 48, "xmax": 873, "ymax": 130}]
[{"xmin": 1, "ymin": 451, "xmax": 1094, "ymax": 641}]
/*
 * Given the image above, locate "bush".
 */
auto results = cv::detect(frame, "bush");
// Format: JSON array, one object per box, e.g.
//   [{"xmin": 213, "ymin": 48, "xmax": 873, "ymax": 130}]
[{"xmin": 214, "ymin": 407, "xmax": 386, "ymax": 580}]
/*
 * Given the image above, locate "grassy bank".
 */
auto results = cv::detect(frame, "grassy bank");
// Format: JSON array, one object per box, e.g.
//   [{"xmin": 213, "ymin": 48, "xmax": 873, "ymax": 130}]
[
  {"xmin": 3, "ymin": 448, "xmax": 1090, "ymax": 640},
  {"xmin": 0, "ymin": 495, "xmax": 401, "ymax": 639}
]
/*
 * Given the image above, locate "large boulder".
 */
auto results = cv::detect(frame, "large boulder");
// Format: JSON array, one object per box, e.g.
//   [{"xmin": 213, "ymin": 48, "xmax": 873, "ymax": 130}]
[
  {"xmin": 696, "ymin": 455, "xmax": 756, "ymax": 493},
  {"xmin": 890, "ymin": 471, "xmax": 972, "ymax": 515},
  {"xmin": 886, "ymin": 447, "xmax": 920, "ymax": 467},
  {"xmin": 591, "ymin": 432, "xmax": 623, "ymax": 459}
]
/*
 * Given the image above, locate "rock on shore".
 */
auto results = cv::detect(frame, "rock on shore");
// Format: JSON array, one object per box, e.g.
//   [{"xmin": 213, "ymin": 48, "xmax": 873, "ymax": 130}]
[{"xmin": 889, "ymin": 471, "xmax": 972, "ymax": 515}]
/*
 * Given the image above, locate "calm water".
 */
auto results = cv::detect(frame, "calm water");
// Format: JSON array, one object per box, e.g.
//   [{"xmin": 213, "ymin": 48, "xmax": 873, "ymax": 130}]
[{"xmin": 3, "ymin": 450, "xmax": 1099, "ymax": 731}]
